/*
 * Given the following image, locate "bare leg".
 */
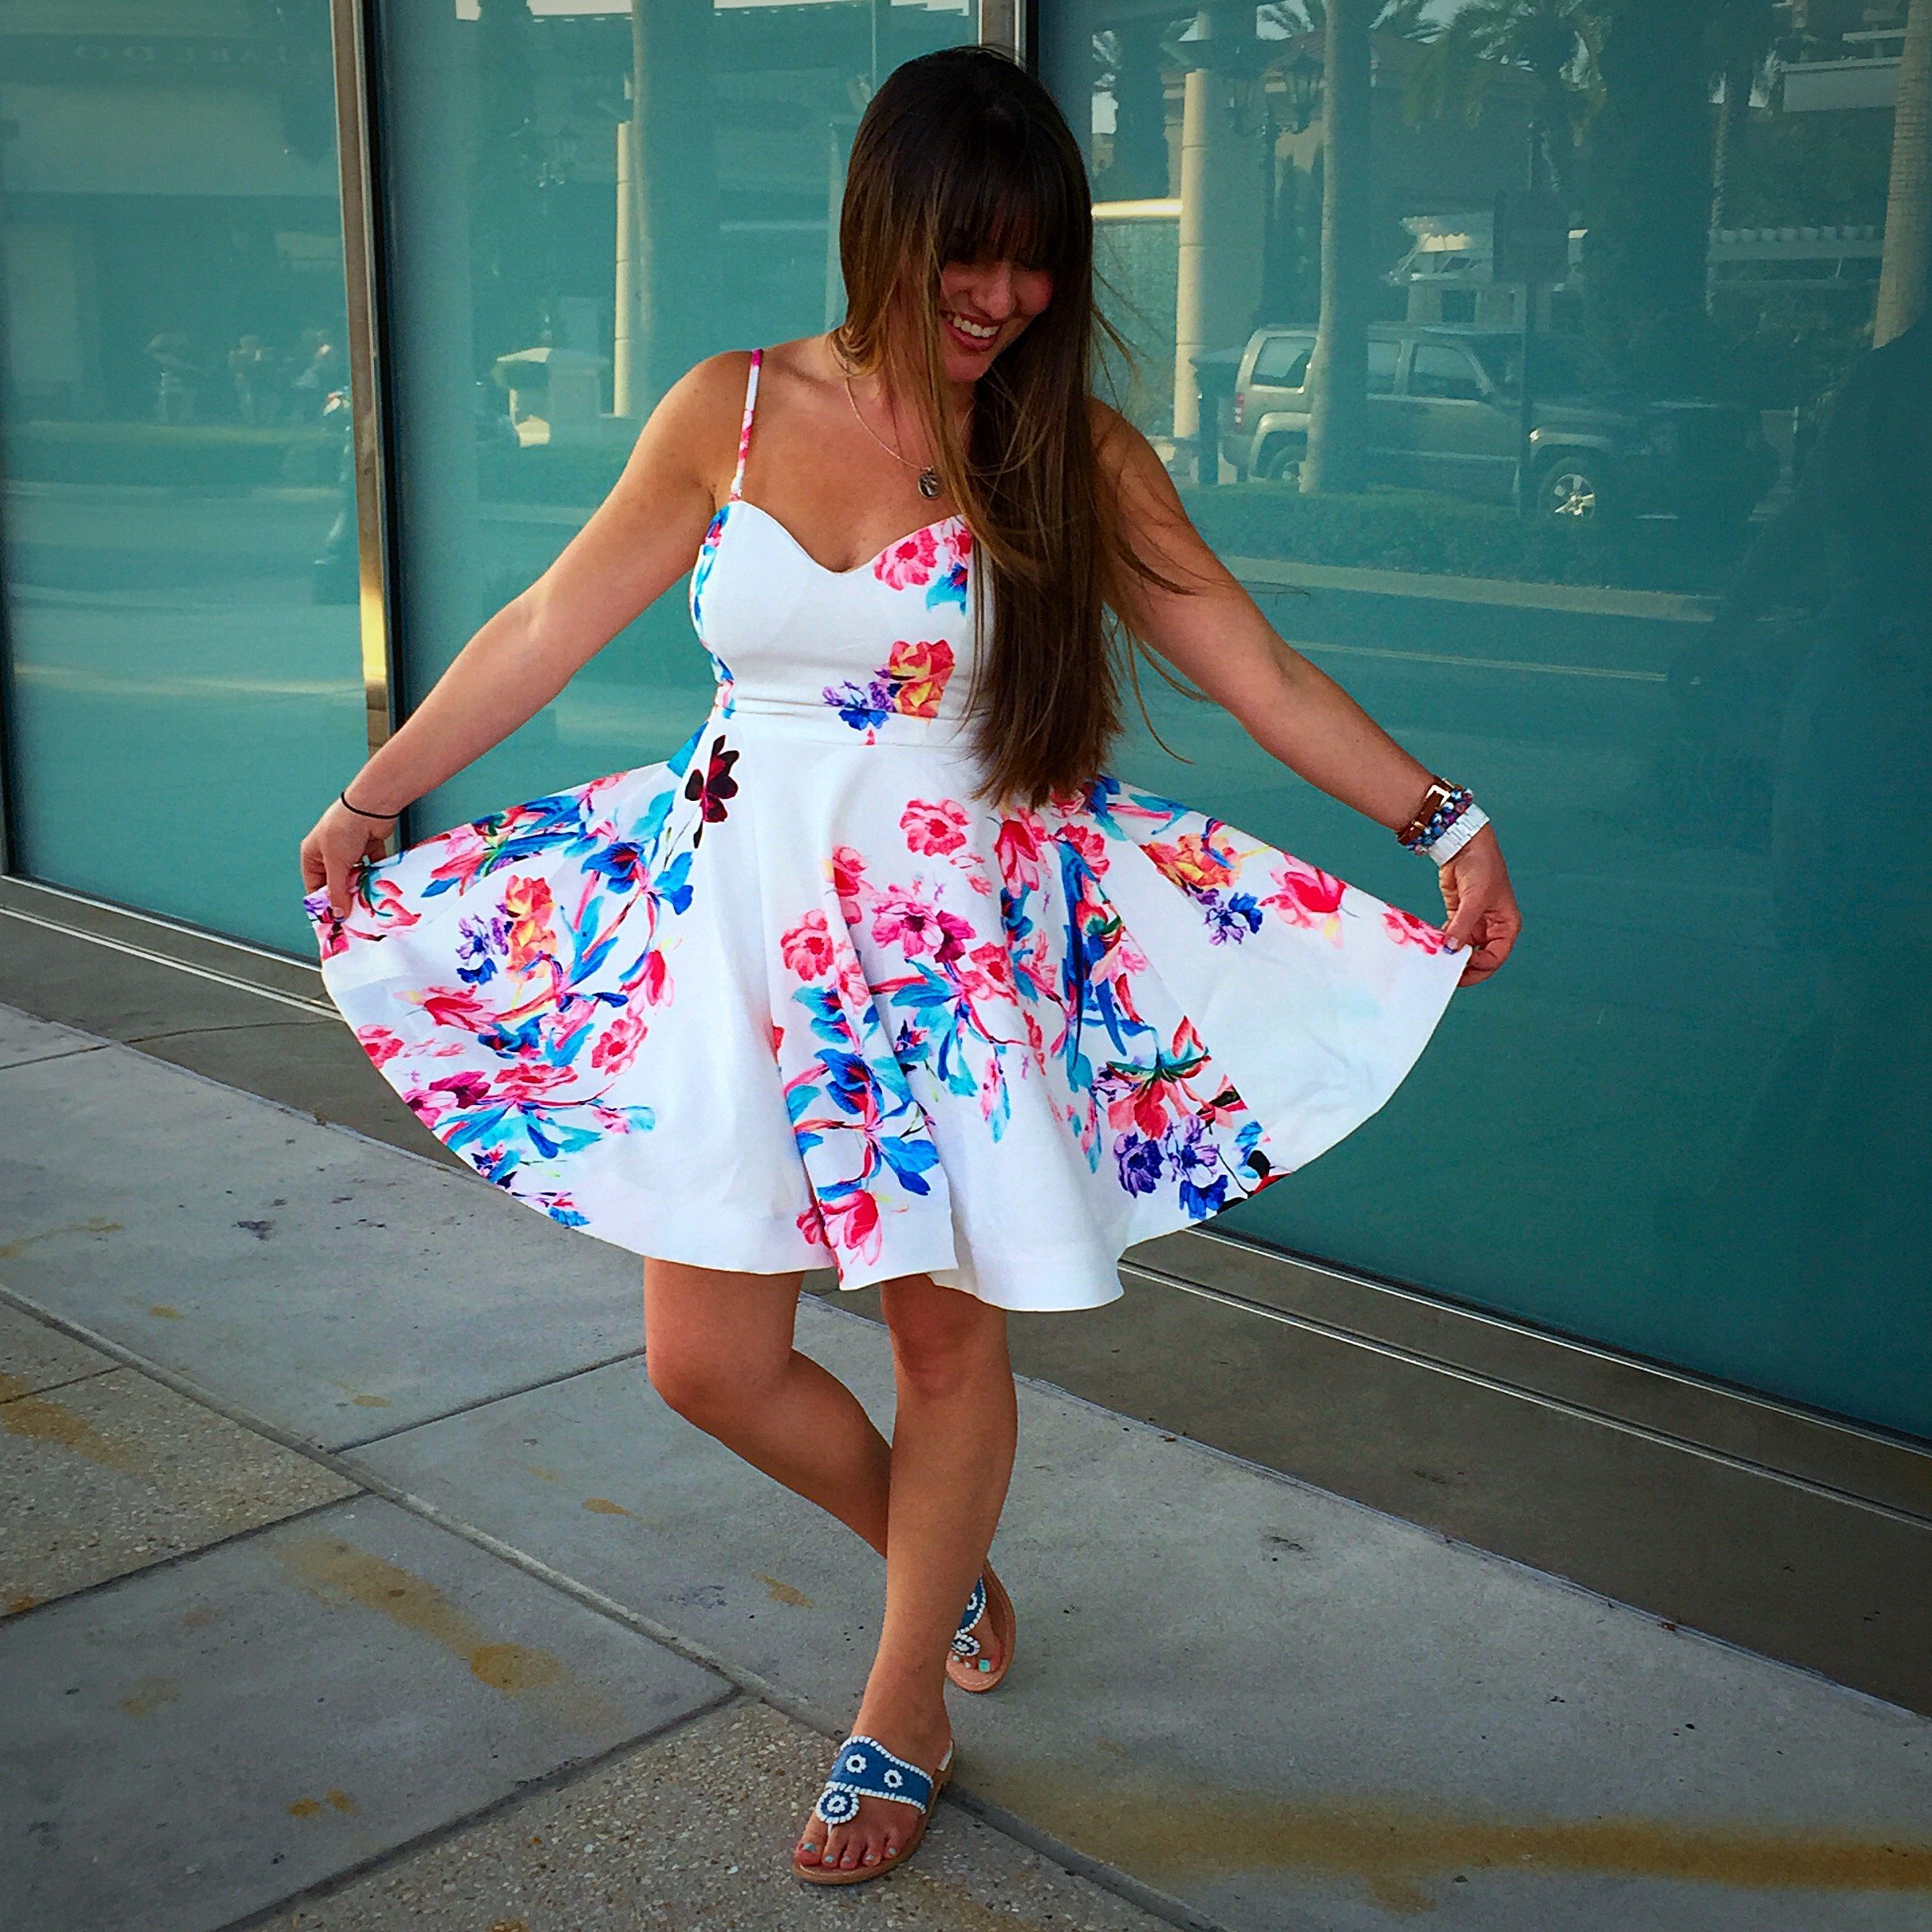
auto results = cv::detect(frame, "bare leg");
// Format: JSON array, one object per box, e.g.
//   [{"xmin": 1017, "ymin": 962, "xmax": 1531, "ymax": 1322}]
[
  {"xmin": 796, "ymin": 1273, "xmax": 1017, "ymax": 1874},
  {"xmin": 642, "ymin": 1259, "xmax": 893, "ymax": 1553}
]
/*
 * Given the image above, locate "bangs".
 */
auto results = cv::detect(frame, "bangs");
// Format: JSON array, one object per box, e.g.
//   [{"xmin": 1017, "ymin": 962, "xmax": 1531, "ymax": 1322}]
[{"xmin": 927, "ymin": 110, "xmax": 1083, "ymax": 275}]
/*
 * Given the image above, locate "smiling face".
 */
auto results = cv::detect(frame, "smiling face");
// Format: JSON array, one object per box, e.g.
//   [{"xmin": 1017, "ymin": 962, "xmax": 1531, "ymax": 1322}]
[{"xmin": 934, "ymin": 258, "xmax": 1055, "ymax": 381}]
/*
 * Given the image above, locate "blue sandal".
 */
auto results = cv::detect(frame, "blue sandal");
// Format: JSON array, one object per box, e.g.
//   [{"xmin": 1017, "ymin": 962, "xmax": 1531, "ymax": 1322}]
[
  {"xmin": 792, "ymin": 1732, "xmax": 954, "ymax": 1885},
  {"xmin": 946, "ymin": 1563, "xmax": 1015, "ymax": 1692}
]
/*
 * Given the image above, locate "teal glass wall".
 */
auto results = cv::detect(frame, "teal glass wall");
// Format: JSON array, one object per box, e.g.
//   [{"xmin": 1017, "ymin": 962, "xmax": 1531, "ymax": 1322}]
[
  {"xmin": 1046, "ymin": 0, "xmax": 1930, "ymax": 1438},
  {"xmin": 372, "ymin": 0, "xmax": 981, "ymax": 834},
  {"xmin": 0, "ymin": 2, "xmax": 369, "ymax": 953}
]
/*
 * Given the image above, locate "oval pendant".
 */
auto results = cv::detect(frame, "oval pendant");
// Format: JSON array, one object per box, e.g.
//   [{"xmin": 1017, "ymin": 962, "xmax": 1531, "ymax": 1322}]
[{"xmin": 918, "ymin": 467, "xmax": 941, "ymax": 499}]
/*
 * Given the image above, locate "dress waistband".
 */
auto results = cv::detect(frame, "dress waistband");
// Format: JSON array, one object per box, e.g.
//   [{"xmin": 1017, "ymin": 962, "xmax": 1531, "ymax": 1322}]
[{"xmin": 706, "ymin": 690, "xmax": 976, "ymax": 752}]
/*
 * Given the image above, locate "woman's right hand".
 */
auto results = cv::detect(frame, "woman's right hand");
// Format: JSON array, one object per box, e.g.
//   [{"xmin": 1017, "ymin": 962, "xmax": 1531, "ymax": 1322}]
[{"xmin": 300, "ymin": 796, "xmax": 396, "ymax": 921}]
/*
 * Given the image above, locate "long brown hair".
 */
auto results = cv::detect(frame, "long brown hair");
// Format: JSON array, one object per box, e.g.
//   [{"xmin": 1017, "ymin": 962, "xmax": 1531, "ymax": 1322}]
[{"xmin": 831, "ymin": 47, "xmax": 1181, "ymax": 810}]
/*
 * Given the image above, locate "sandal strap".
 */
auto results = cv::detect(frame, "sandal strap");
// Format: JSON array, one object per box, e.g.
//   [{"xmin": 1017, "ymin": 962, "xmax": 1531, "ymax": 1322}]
[
  {"xmin": 812, "ymin": 1734, "xmax": 936, "ymax": 1827},
  {"xmin": 950, "ymin": 1574, "xmax": 987, "ymax": 1659}
]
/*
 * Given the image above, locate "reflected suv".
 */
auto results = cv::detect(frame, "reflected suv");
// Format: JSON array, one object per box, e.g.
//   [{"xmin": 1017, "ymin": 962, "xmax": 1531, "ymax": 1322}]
[{"xmin": 1221, "ymin": 324, "xmax": 1777, "ymax": 523}]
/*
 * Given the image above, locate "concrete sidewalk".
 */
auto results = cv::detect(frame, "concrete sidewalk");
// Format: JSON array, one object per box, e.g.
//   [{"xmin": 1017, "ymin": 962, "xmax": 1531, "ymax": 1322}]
[{"xmin": 3, "ymin": 999, "xmax": 1930, "ymax": 1931}]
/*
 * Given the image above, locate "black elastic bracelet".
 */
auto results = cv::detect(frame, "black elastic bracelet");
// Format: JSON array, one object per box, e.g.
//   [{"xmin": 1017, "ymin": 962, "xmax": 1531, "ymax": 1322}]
[{"xmin": 339, "ymin": 789, "xmax": 399, "ymax": 822}]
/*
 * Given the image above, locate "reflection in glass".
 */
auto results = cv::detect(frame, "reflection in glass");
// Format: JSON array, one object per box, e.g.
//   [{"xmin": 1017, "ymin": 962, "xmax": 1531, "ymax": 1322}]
[
  {"xmin": 0, "ymin": 2, "xmax": 369, "ymax": 949},
  {"xmin": 376, "ymin": 0, "xmax": 980, "ymax": 833},
  {"xmin": 1047, "ymin": 0, "xmax": 1930, "ymax": 1434}
]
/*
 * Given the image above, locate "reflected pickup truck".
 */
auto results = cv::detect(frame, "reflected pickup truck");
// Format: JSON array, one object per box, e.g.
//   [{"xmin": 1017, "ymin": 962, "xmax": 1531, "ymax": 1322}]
[{"xmin": 1221, "ymin": 324, "xmax": 1777, "ymax": 524}]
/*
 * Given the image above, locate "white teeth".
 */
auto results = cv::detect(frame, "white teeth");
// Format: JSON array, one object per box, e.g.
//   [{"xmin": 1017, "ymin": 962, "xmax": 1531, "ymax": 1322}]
[{"xmin": 942, "ymin": 311, "xmax": 997, "ymax": 342}]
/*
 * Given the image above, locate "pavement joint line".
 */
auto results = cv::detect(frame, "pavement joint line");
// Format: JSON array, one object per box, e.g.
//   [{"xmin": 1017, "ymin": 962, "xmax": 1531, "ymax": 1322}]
[
  {"xmin": 0, "ymin": 1009, "xmax": 459, "ymax": 1177},
  {"xmin": 0, "ymin": 904, "xmax": 336, "ymax": 1017},
  {"xmin": 0, "ymin": 1359, "xmax": 122, "ymax": 1400},
  {"xmin": 120, "ymin": 1020, "xmax": 335, "ymax": 1047},
  {"xmin": 206, "ymin": 1690, "xmax": 751, "ymax": 1932},
  {"xmin": 328, "ymin": 1346, "xmax": 650, "ymax": 1453},
  {"xmin": 0, "ymin": 1043, "xmax": 110, "ymax": 1075},
  {"xmin": 0, "ymin": 1489, "xmax": 361, "ymax": 1620},
  {"xmin": 1120, "ymin": 1259, "xmax": 1932, "ymax": 1541},
  {"xmin": 0, "ymin": 1282, "xmax": 1219, "ymax": 1932}
]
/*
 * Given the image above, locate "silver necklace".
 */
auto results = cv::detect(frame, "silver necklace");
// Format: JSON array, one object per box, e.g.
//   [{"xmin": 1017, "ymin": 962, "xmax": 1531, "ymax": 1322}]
[{"xmin": 843, "ymin": 374, "xmax": 942, "ymax": 499}]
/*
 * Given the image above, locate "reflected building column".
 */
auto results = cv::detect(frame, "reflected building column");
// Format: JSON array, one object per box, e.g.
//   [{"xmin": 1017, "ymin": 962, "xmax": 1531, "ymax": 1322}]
[
  {"xmin": 616, "ymin": 0, "xmax": 717, "ymax": 418},
  {"xmin": 379, "ymin": 0, "xmax": 482, "ymax": 728},
  {"xmin": 1173, "ymin": 5, "xmax": 1263, "ymax": 452}
]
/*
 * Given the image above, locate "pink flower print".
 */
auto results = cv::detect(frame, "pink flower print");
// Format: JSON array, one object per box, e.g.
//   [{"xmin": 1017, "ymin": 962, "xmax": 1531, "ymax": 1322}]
[
  {"xmin": 781, "ymin": 910, "xmax": 837, "ymax": 982},
  {"xmin": 871, "ymin": 891, "xmax": 972, "ymax": 966},
  {"xmin": 963, "ymin": 940, "xmax": 1018, "ymax": 1002},
  {"xmin": 356, "ymin": 1024, "xmax": 406, "ymax": 1068},
  {"xmin": 885, "ymin": 639, "xmax": 954, "ymax": 718},
  {"xmin": 795, "ymin": 1200, "xmax": 831, "ymax": 1252},
  {"xmin": 492, "ymin": 1060, "xmax": 575, "ymax": 1105},
  {"xmin": 361, "ymin": 876, "xmax": 421, "ymax": 933},
  {"xmin": 590, "ymin": 1003, "xmax": 650, "ymax": 1074},
  {"xmin": 1060, "ymin": 822, "xmax": 1108, "ymax": 872},
  {"xmin": 830, "ymin": 845, "xmax": 870, "ymax": 924},
  {"xmin": 1264, "ymin": 856, "xmax": 1346, "ymax": 930},
  {"xmin": 418, "ymin": 983, "xmax": 495, "ymax": 1033},
  {"xmin": 425, "ymin": 822, "xmax": 497, "ymax": 895},
  {"xmin": 406, "ymin": 1069, "xmax": 491, "ymax": 1125},
  {"xmin": 1384, "ymin": 906, "xmax": 1453, "ymax": 953},
  {"xmin": 901, "ymin": 796, "xmax": 970, "ymax": 858},
  {"xmin": 637, "ymin": 949, "xmax": 672, "ymax": 1005},
  {"xmin": 503, "ymin": 875, "xmax": 556, "ymax": 975},
  {"xmin": 818, "ymin": 1189, "xmax": 883, "ymax": 1264},
  {"xmin": 873, "ymin": 525, "xmax": 943, "ymax": 590},
  {"xmin": 994, "ymin": 811, "xmax": 1047, "ymax": 891}
]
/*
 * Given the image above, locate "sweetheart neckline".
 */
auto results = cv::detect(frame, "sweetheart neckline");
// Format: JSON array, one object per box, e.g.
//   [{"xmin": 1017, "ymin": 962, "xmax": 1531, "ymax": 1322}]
[{"xmin": 722, "ymin": 497, "xmax": 968, "ymax": 582}]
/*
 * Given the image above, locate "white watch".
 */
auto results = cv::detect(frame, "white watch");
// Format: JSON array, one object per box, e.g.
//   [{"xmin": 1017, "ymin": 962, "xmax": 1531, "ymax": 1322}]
[{"xmin": 1425, "ymin": 804, "xmax": 1488, "ymax": 867}]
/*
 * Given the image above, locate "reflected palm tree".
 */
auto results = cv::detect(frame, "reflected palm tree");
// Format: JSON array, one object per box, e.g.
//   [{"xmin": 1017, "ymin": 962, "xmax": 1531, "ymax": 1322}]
[
  {"xmin": 1403, "ymin": 0, "xmax": 1601, "ymax": 199},
  {"xmin": 1300, "ymin": 0, "xmax": 1372, "ymax": 492}
]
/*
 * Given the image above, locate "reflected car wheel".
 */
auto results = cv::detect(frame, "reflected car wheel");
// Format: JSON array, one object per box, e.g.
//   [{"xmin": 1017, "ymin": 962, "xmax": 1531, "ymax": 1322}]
[
  {"xmin": 1258, "ymin": 437, "xmax": 1305, "ymax": 484},
  {"xmin": 1536, "ymin": 456, "xmax": 1608, "ymax": 521}
]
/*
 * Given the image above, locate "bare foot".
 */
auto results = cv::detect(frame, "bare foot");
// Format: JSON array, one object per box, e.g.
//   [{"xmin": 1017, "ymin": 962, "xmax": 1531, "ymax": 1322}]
[
  {"xmin": 945, "ymin": 1567, "xmax": 1012, "ymax": 1690},
  {"xmin": 794, "ymin": 1703, "xmax": 953, "ymax": 1877}
]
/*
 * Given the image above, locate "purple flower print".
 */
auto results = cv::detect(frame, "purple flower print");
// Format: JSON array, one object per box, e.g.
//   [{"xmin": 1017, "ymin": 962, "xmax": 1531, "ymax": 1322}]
[
  {"xmin": 1169, "ymin": 1118, "xmax": 1231, "ymax": 1217},
  {"xmin": 1114, "ymin": 1132, "xmax": 1164, "ymax": 1196},
  {"xmin": 825, "ymin": 676, "xmax": 895, "ymax": 736},
  {"xmin": 455, "ymin": 912, "xmax": 511, "ymax": 987},
  {"xmin": 1200, "ymin": 890, "xmax": 1264, "ymax": 945}
]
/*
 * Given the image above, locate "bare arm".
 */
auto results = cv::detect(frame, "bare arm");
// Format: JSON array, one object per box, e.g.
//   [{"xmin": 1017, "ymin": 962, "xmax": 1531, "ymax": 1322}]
[
  {"xmin": 301, "ymin": 352, "xmax": 745, "ymax": 914},
  {"xmin": 1099, "ymin": 406, "xmax": 1520, "ymax": 983}
]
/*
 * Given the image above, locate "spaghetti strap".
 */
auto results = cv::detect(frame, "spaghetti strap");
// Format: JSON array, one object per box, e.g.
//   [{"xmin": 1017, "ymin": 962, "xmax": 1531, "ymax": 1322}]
[{"xmin": 728, "ymin": 347, "xmax": 763, "ymax": 502}]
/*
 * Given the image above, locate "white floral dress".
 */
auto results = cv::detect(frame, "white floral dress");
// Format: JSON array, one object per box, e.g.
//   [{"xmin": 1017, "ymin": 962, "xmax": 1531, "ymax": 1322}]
[{"xmin": 305, "ymin": 348, "xmax": 1463, "ymax": 1311}]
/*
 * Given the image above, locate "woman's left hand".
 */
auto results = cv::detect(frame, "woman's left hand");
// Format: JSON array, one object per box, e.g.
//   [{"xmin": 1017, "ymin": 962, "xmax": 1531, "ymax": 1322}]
[{"xmin": 1437, "ymin": 826, "xmax": 1520, "ymax": 987}]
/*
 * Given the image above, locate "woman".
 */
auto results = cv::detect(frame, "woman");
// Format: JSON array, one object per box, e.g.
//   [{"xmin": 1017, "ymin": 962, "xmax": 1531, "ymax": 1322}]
[{"xmin": 300, "ymin": 47, "xmax": 1518, "ymax": 1887}]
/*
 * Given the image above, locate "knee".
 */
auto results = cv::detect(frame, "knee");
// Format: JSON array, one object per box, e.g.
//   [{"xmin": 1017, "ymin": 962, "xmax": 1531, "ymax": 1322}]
[
  {"xmin": 646, "ymin": 1339, "xmax": 755, "ymax": 1427},
  {"xmin": 889, "ymin": 1295, "xmax": 1008, "ymax": 1403}
]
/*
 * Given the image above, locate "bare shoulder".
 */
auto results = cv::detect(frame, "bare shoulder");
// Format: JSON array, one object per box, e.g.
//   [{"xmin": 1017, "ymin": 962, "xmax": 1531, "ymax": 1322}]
[
  {"xmin": 1088, "ymin": 395, "xmax": 1181, "ymax": 503},
  {"xmin": 1087, "ymin": 394, "xmax": 1192, "ymax": 521},
  {"xmin": 635, "ymin": 350, "xmax": 754, "ymax": 492}
]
